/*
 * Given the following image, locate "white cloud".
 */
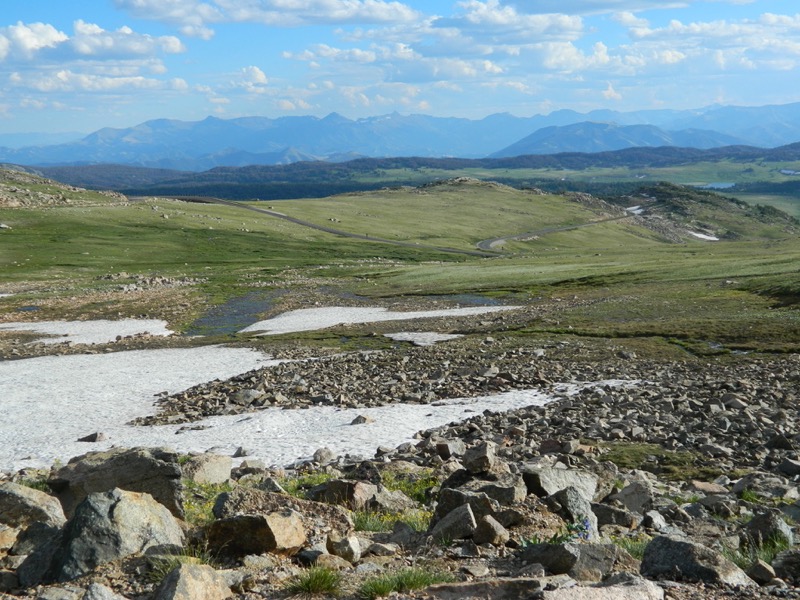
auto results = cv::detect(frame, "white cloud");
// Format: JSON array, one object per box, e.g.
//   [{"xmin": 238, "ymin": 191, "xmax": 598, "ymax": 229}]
[
  {"xmin": 540, "ymin": 41, "xmax": 614, "ymax": 72},
  {"xmin": 656, "ymin": 49, "xmax": 686, "ymax": 64},
  {"xmin": 114, "ymin": 0, "xmax": 420, "ymax": 34},
  {"xmin": 71, "ymin": 20, "xmax": 185, "ymax": 57},
  {"xmin": 1, "ymin": 22, "xmax": 68, "ymax": 59},
  {"xmin": 602, "ymin": 81, "xmax": 621, "ymax": 100},
  {"xmin": 10, "ymin": 69, "xmax": 166, "ymax": 93},
  {"xmin": 242, "ymin": 65, "xmax": 268, "ymax": 84},
  {"xmin": 113, "ymin": 0, "xmax": 224, "ymax": 36}
]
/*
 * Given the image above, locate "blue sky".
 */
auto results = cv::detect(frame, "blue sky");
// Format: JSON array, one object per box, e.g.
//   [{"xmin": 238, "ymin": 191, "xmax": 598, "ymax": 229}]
[{"xmin": 1, "ymin": 0, "xmax": 799, "ymax": 134}]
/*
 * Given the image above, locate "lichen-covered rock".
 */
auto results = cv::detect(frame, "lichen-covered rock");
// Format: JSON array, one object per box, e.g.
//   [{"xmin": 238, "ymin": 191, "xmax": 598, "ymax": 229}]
[
  {"xmin": 207, "ymin": 510, "xmax": 306, "ymax": 558},
  {"xmin": 19, "ymin": 488, "xmax": 184, "ymax": 586},
  {"xmin": 0, "ymin": 482, "xmax": 66, "ymax": 528},
  {"xmin": 48, "ymin": 447, "xmax": 184, "ymax": 519},
  {"xmin": 640, "ymin": 535, "xmax": 753, "ymax": 586},
  {"xmin": 181, "ymin": 454, "xmax": 232, "ymax": 485},
  {"xmin": 153, "ymin": 563, "xmax": 232, "ymax": 600}
]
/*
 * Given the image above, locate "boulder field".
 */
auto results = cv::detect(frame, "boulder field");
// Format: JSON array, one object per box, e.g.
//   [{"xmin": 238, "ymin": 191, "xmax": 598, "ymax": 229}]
[{"xmin": 2, "ymin": 339, "xmax": 800, "ymax": 600}]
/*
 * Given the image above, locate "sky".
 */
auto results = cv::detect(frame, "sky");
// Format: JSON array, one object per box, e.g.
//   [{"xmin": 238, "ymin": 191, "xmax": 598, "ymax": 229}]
[{"xmin": 1, "ymin": 0, "xmax": 799, "ymax": 135}]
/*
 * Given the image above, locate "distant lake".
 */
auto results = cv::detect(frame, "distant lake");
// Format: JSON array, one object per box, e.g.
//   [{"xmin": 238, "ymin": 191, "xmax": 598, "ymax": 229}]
[{"xmin": 698, "ymin": 182, "xmax": 736, "ymax": 190}]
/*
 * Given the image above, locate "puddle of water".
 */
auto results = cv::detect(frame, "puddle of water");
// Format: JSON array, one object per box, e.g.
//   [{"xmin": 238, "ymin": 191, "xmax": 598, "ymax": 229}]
[
  {"xmin": 16, "ymin": 306, "xmax": 39, "ymax": 312},
  {"xmin": 185, "ymin": 290, "xmax": 286, "ymax": 336},
  {"xmin": 436, "ymin": 293, "xmax": 504, "ymax": 306}
]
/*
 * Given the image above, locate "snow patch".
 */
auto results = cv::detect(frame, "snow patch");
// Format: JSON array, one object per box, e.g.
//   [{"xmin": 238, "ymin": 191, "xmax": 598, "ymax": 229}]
[
  {"xmin": 0, "ymin": 342, "xmax": 630, "ymax": 471},
  {"xmin": 0, "ymin": 319, "xmax": 173, "ymax": 345},
  {"xmin": 240, "ymin": 306, "xmax": 518, "ymax": 336},
  {"xmin": 385, "ymin": 332, "xmax": 463, "ymax": 346},
  {"xmin": 625, "ymin": 205, "xmax": 644, "ymax": 215},
  {"xmin": 688, "ymin": 231, "xmax": 719, "ymax": 241},
  {"xmin": 0, "ymin": 346, "xmax": 277, "ymax": 473}
]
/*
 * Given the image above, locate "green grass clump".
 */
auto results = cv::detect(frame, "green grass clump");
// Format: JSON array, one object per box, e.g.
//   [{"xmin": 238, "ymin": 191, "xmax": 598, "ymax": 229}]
[
  {"xmin": 147, "ymin": 543, "xmax": 216, "ymax": 583},
  {"xmin": 181, "ymin": 479, "xmax": 234, "ymax": 526},
  {"xmin": 738, "ymin": 488, "xmax": 762, "ymax": 504},
  {"xmin": 284, "ymin": 566, "xmax": 344, "ymax": 596},
  {"xmin": 380, "ymin": 469, "xmax": 440, "ymax": 504},
  {"xmin": 278, "ymin": 472, "xmax": 336, "ymax": 499},
  {"xmin": 358, "ymin": 567, "xmax": 454, "ymax": 600},
  {"xmin": 18, "ymin": 477, "xmax": 51, "ymax": 493},
  {"xmin": 612, "ymin": 535, "xmax": 651, "ymax": 560},
  {"xmin": 353, "ymin": 509, "xmax": 432, "ymax": 533},
  {"xmin": 723, "ymin": 535, "xmax": 791, "ymax": 570},
  {"xmin": 597, "ymin": 442, "xmax": 744, "ymax": 481}
]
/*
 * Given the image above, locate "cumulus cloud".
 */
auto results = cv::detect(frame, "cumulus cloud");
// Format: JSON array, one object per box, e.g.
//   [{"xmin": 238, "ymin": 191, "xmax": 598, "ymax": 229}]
[
  {"xmin": 508, "ymin": 1, "xmax": 689, "ymax": 15},
  {"xmin": 114, "ymin": 0, "xmax": 420, "ymax": 34},
  {"xmin": 242, "ymin": 65, "xmax": 268, "ymax": 84},
  {"xmin": 0, "ymin": 22, "xmax": 68, "ymax": 59},
  {"xmin": 71, "ymin": 20, "xmax": 185, "ymax": 57},
  {"xmin": 0, "ymin": 20, "xmax": 184, "ymax": 63},
  {"xmin": 14, "ymin": 69, "xmax": 163, "ymax": 93},
  {"xmin": 602, "ymin": 81, "xmax": 622, "ymax": 100}
]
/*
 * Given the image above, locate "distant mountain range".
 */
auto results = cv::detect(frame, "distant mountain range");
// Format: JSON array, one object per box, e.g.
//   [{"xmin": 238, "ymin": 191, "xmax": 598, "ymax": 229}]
[{"xmin": 3, "ymin": 102, "xmax": 800, "ymax": 170}]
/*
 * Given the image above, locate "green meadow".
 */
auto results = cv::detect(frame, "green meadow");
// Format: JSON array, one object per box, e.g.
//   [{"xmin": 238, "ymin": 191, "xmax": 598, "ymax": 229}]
[{"xmin": 1, "ymin": 176, "xmax": 798, "ymax": 353}]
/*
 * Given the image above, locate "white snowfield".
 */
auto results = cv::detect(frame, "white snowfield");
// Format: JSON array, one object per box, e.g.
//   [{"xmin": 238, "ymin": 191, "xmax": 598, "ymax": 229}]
[
  {"xmin": 688, "ymin": 231, "xmax": 720, "ymax": 241},
  {"xmin": 239, "ymin": 305, "xmax": 519, "ymax": 336},
  {"xmin": 0, "ymin": 310, "xmax": 627, "ymax": 474},
  {"xmin": 0, "ymin": 319, "xmax": 172, "ymax": 345}
]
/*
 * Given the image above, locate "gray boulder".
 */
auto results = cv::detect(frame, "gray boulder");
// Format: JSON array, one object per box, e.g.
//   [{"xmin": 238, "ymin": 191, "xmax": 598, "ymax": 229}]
[
  {"xmin": 84, "ymin": 582, "xmax": 131, "ymax": 600},
  {"xmin": 521, "ymin": 542, "xmax": 619, "ymax": 582},
  {"xmin": 181, "ymin": 454, "xmax": 232, "ymax": 485},
  {"xmin": 307, "ymin": 479, "xmax": 378, "ymax": 511},
  {"xmin": 473, "ymin": 515, "xmax": 510, "ymax": 546},
  {"xmin": 463, "ymin": 441, "xmax": 497, "ymax": 474},
  {"xmin": 153, "ymin": 563, "xmax": 232, "ymax": 600},
  {"xmin": 432, "ymin": 488, "xmax": 499, "ymax": 525},
  {"xmin": 48, "ymin": 447, "xmax": 184, "ymax": 518},
  {"xmin": 542, "ymin": 575, "xmax": 663, "ymax": 599},
  {"xmin": 640, "ymin": 535, "xmax": 753, "ymax": 586},
  {"xmin": 207, "ymin": 510, "xmax": 306, "ymax": 558},
  {"xmin": 609, "ymin": 481, "xmax": 654, "ymax": 515},
  {"xmin": 0, "ymin": 482, "xmax": 66, "ymax": 528},
  {"xmin": 19, "ymin": 488, "xmax": 184, "ymax": 586},
  {"xmin": 547, "ymin": 486, "xmax": 598, "ymax": 539},
  {"xmin": 522, "ymin": 466, "xmax": 598, "ymax": 503},
  {"xmin": 741, "ymin": 511, "xmax": 793, "ymax": 547},
  {"xmin": 326, "ymin": 532, "xmax": 361, "ymax": 563},
  {"xmin": 771, "ymin": 548, "xmax": 800, "ymax": 580},
  {"xmin": 462, "ymin": 473, "xmax": 527, "ymax": 506},
  {"xmin": 429, "ymin": 504, "xmax": 477, "ymax": 542}
]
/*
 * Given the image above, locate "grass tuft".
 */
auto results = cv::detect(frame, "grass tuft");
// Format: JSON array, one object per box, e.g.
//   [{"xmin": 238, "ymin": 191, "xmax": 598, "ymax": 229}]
[
  {"xmin": 357, "ymin": 567, "xmax": 454, "ymax": 600},
  {"xmin": 353, "ymin": 508, "xmax": 432, "ymax": 533},
  {"xmin": 181, "ymin": 479, "xmax": 234, "ymax": 526},
  {"xmin": 723, "ymin": 534, "xmax": 791, "ymax": 570},
  {"xmin": 379, "ymin": 469, "xmax": 440, "ymax": 504},
  {"xmin": 284, "ymin": 566, "xmax": 344, "ymax": 597},
  {"xmin": 147, "ymin": 543, "xmax": 216, "ymax": 584},
  {"xmin": 612, "ymin": 534, "xmax": 651, "ymax": 560}
]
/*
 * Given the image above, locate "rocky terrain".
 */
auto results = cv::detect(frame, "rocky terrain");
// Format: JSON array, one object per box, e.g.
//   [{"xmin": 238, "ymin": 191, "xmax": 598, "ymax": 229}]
[{"xmin": 3, "ymin": 331, "xmax": 800, "ymax": 600}]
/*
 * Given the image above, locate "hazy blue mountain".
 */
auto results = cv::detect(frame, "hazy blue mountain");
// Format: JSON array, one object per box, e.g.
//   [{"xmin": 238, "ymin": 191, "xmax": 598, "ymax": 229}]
[
  {"xmin": 1, "ymin": 102, "xmax": 799, "ymax": 169},
  {"xmin": 491, "ymin": 122, "xmax": 746, "ymax": 157},
  {"xmin": 0, "ymin": 132, "xmax": 86, "ymax": 148}
]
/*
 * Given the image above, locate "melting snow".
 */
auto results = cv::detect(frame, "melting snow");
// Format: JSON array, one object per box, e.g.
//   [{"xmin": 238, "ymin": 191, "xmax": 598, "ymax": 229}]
[
  {"xmin": 0, "ymin": 319, "xmax": 173, "ymax": 345},
  {"xmin": 384, "ymin": 332, "xmax": 464, "ymax": 346},
  {"xmin": 239, "ymin": 306, "xmax": 519, "ymax": 336},
  {"xmin": 688, "ymin": 231, "xmax": 720, "ymax": 241}
]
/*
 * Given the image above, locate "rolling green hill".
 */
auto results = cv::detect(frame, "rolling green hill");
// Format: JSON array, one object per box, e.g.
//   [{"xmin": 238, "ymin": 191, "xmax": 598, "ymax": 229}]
[{"xmin": 1, "ymin": 170, "xmax": 798, "ymax": 354}]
